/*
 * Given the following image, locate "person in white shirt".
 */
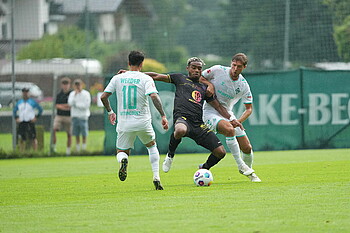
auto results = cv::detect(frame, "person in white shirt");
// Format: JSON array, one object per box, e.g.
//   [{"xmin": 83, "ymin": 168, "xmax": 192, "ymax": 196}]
[
  {"xmin": 68, "ymin": 79, "xmax": 91, "ymax": 153},
  {"xmin": 100, "ymin": 50, "xmax": 168, "ymax": 190},
  {"xmin": 200, "ymin": 53, "xmax": 261, "ymax": 182}
]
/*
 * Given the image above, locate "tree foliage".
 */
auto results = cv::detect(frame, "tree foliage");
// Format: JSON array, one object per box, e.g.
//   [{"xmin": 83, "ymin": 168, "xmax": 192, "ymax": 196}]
[
  {"xmin": 323, "ymin": 0, "xmax": 350, "ymax": 25},
  {"xmin": 323, "ymin": 0, "xmax": 350, "ymax": 61},
  {"xmin": 142, "ymin": 58, "xmax": 167, "ymax": 73},
  {"xmin": 17, "ymin": 26, "xmax": 121, "ymax": 62},
  {"xmin": 334, "ymin": 16, "xmax": 350, "ymax": 61},
  {"xmin": 17, "ymin": 34, "xmax": 64, "ymax": 60}
]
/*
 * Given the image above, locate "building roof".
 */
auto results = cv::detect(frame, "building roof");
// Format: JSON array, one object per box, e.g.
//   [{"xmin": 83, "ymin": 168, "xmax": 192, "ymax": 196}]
[
  {"xmin": 53, "ymin": 0, "xmax": 154, "ymax": 17},
  {"xmin": 56, "ymin": 0, "xmax": 123, "ymax": 14}
]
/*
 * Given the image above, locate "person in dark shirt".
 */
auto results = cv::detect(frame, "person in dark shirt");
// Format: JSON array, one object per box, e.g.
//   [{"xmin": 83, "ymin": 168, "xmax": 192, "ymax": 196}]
[
  {"xmin": 145, "ymin": 57, "xmax": 244, "ymax": 172},
  {"xmin": 53, "ymin": 77, "xmax": 72, "ymax": 155}
]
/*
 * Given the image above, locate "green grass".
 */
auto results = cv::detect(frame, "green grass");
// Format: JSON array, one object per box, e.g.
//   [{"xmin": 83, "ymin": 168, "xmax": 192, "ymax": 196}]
[
  {"xmin": 0, "ymin": 131, "xmax": 104, "ymax": 157},
  {"xmin": 0, "ymin": 149, "xmax": 349, "ymax": 232}
]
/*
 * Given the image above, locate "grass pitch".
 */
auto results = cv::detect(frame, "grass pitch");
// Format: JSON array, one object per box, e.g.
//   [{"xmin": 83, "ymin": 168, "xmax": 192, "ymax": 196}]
[{"xmin": 0, "ymin": 149, "xmax": 349, "ymax": 232}]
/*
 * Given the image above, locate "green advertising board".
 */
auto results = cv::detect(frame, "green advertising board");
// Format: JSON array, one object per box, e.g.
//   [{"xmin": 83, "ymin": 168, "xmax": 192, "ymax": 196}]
[{"xmin": 104, "ymin": 68, "xmax": 350, "ymax": 155}]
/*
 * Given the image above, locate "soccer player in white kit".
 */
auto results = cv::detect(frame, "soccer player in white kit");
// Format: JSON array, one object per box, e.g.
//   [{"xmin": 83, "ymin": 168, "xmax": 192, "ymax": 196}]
[
  {"xmin": 100, "ymin": 51, "xmax": 169, "ymax": 190},
  {"xmin": 200, "ymin": 53, "xmax": 261, "ymax": 182}
]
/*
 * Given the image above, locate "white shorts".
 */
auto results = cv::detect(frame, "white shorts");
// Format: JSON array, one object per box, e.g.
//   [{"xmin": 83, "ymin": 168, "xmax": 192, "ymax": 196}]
[
  {"xmin": 203, "ymin": 111, "xmax": 246, "ymax": 137},
  {"xmin": 116, "ymin": 126, "xmax": 156, "ymax": 150}
]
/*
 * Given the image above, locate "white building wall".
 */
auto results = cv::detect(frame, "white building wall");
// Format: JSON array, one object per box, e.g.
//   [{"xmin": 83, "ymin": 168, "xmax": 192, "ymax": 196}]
[
  {"xmin": 118, "ymin": 15, "xmax": 131, "ymax": 41},
  {"xmin": 98, "ymin": 13, "xmax": 116, "ymax": 42},
  {"xmin": 0, "ymin": 2, "xmax": 10, "ymax": 40},
  {"xmin": 14, "ymin": 0, "xmax": 49, "ymax": 40}
]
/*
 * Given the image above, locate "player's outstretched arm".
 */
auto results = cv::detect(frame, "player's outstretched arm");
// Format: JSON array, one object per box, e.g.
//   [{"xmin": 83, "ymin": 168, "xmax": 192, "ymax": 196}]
[
  {"xmin": 117, "ymin": 69, "xmax": 127, "ymax": 74},
  {"xmin": 208, "ymin": 99, "xmax": 244, "ymax": 130},
  {"xmin": 149, "ymin": 93, "xmax": 168, "ymax": 130},
  {"xmin": 145, "ymin": 72, "xmax": 170, "ymax": 83},
  {"xmin": 100, "ymin": 92, "xmax": 116, "ymax": 125},
  {"xmin": 238, "ymin": 103, "xmax": 253, "ymax": 123}
]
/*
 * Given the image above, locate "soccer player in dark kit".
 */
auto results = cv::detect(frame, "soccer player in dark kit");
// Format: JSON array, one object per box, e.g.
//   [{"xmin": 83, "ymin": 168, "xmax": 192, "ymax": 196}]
[{"xmin": 144, "ymin": 57, "xmax": 244, "ymax": 172}]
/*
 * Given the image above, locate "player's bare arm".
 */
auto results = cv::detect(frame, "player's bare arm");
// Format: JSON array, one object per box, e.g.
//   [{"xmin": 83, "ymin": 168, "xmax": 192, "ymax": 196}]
[
  {"xmin": 208, "ymin": 99, "xmax": 232, "ymax": 119},
  {"xmin": 100, "ymin": 92, "xmax": 116, "ymax": 125},
  {"xmin": 199, "ymin": 76, "xmax": 215, "ymax": 97},
  {"xmin": 149, "ymin": 93, "xmax": 169, "ymax": 130},
  {"xmin": 238, "ymin": 103, "xmax": 253, "ymax": 123},
  {"xmin": 208, "ymin": 99, "xmax": 245, "ymax": 130},
  {"xmin": 145, "ymin": 72, "xmax": 171, "ymax": 83}
]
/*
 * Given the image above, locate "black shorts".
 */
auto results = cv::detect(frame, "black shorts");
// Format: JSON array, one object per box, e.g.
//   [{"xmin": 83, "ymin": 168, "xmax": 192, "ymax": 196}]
[
  {"xmin": 175, "ymin": 117, "xmax": 222, "ymax": 152},
  {"xmin": 18, "ymin": 122, "xmax": 36, "ymax": 140}
]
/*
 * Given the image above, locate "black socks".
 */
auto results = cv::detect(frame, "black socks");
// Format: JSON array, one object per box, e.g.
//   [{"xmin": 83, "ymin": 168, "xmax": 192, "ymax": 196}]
[
  {"xmin": 168, "ymin": 133, "xmax": 181, "ymax": 158},
  {"xmin": 202, "ymin": 153, "xmax": 221, "ymax": 170}
]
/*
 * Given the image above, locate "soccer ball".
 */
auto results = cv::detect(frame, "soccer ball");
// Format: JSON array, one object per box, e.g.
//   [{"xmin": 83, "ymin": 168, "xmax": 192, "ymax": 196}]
[{"xmin": 193, "ymin": 169, "xmax": 213, "ymax": 186}]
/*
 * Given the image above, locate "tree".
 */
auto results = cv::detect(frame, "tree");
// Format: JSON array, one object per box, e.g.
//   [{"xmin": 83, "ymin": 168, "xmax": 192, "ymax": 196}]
[
  {"xmin": 213, "ymin": 0, "xmax": 339, "ymax": 69},
  {"xmin": 17, "ymin": 35, "xmax": 64, "ymax": 60},
  {"xmin": 323, "ymin": 0, "xmax": 350, "ymax": 25},
  {"xmin": 17, "ymin": 26, "xmax": 109, "ymax": 61},
  {"xmin": 323, "ymin": 0, "xmax": 350, "ymax": 61},
  {"xmin": 334, "ymin": 16, "xmax": 350, "ymax": 61},
  {"xmin": 128, "ymin": 0, "xmax": 189, "ymax": 67}
]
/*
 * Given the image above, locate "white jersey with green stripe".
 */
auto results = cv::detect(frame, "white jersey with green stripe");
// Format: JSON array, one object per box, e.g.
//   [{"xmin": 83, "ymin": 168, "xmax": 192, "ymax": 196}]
[
  {"xmin": 202, "ymin": 65, "xmax": 252, "ymax": 114},
  {"xmin": 104, "ymin": 71, "xmax": 158, "ymax": 131}
]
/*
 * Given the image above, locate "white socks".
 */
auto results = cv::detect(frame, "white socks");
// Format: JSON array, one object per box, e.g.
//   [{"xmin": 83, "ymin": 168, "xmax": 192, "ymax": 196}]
[
  {"xmin": 147, "ymin": 145, "xmax": 160, "ymax": 181},
  {"xmin": 242, "ymin": 150, "xmax": 254, "ymax": 168},
  {"xmin": 116, "ymin": 146, "xmax": 161, "ymax": 181},
  {"xmin": 226, "ymin": 136, "xmax": 245, "ymax": 168},
  {"xmin": 76, "ymin": 144, "xmax": 81, "ymax": 152},
  {"xmin": 75, "ymin": 143, "xmax": 86, "ymax": 152},
  {"xmin": 116, "ymin": 151, "xmax": 128, "ymax": 163}
]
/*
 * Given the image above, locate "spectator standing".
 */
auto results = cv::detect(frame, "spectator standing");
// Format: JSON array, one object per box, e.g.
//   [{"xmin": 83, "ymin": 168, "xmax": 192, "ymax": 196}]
[
  {"xmin": 13, "ymin": 87, "xmax": 43, "ymax": 151},
  {"xmin": 53, "ymin": 77, "xmax": 72, "ymax": 155},
  {"xmin": 68, "ymin": 79, "xmax": 91, "ymax": 153}
]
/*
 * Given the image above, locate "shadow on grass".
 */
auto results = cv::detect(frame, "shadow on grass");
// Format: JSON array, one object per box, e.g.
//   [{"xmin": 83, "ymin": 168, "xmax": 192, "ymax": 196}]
[{"xmin": 0, "ymin": 148, "xmax": 104, "ymax": 159}]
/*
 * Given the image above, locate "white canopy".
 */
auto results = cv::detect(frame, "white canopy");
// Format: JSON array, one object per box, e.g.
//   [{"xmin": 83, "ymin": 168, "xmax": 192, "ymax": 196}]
[{"xmin": 0, "ymin": 58, "xmax": 102, "ymax": 75}]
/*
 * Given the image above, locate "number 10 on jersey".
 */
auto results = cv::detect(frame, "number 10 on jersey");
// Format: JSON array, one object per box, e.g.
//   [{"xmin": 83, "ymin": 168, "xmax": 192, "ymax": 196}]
[{"xmin": 122, "ymin": 86, "xmax": 137, "ymax": 109}]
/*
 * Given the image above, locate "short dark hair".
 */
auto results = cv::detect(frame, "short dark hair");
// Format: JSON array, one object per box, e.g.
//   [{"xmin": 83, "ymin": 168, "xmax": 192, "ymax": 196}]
[
  {"xmin": 128, "ymin": 51, "xmax": 145, "ymax": 66},
  {"xmin": 61, "ymin": 77, "xmax": 71, "ymax": 85},
  {"xmin": 232, "ymin": 53, "xmax": 248, "ymax": 66},
  {"xmin": 74, "ymin": 79, "xmax": 83, "ymax": 85}
]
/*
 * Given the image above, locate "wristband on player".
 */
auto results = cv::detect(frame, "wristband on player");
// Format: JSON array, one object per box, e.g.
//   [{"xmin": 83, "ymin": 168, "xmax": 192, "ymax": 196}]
[
  {"xmin": 229, "ymin": 115, "xmax": 236, "ymax": 121},
  {"xmin": 107, "ymin": 109, "xmax": 114, "ymax": 115}
]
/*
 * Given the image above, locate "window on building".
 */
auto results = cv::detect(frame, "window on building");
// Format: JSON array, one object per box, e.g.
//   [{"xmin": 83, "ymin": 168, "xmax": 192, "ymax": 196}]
[
  {"xmin": 44, "ymin": 23, "xmax": 48, "ymax": 34},
  {"xmin": 2, "ymin": 23, "xmax": 7, "ymax": 39}
]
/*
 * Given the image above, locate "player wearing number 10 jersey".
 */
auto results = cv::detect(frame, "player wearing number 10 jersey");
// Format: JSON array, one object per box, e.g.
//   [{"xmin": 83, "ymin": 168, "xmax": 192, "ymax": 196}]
[{"xmin": 101, "ymin": 50, "xmax": 168, "ymax": 190}]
